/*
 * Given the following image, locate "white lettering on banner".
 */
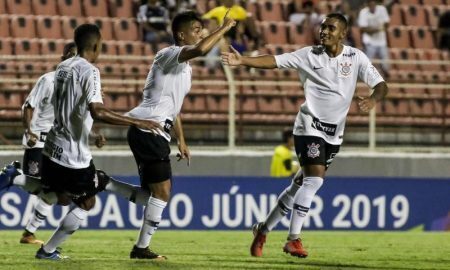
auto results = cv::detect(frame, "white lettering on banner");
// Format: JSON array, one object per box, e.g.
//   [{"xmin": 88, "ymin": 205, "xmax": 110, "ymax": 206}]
[
  {"xmin": 332, "ymin": 194, "xmax": 410, "ymax": 229},
  {"xmin": 99, "ymin": 195, "xmax": 124, "ymax": 228},
  {"xmin": 129, "ymin": 204, "xmax": 144, "ymax": 227},
  {"xmin": 169, "ymin": 194, "xmax": 193, "ymax": 227},
  {"xmin": 222, "ymin": 186, "xmax": 243, "ymax": 228},
  {"xmin": 244, "ymin": 194, "xmax": 268, "ymax": 227},
  {"xmin": 0, "ymin": 193, "xmax": 21, "ymax": 227},
  {"xmin": 201, "ymin": 194, "xmax": 220, "ymax": 227}
]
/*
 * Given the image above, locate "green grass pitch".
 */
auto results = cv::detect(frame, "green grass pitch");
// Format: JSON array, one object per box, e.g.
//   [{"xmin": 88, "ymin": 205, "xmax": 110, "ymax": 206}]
[{"xmin": 0, "ymin": 230, "xmax": 449, "ymax": 270}]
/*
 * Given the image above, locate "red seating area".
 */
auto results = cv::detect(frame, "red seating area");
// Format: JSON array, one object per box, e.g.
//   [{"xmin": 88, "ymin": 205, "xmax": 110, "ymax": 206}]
[{"xmin": 0, "ymin": 0, "xmax": 449, "ymax": 131}]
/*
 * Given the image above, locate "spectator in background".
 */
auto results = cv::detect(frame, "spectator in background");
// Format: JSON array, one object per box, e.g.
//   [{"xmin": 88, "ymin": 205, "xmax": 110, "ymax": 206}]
[
  {"xmin": 358, "ymin": 0, "xmax": 390, "ymax": 75},
  {"xmin": 270, "ymin": 129, "xmax": 300, "ymax": 178},
  {"xmin": 288, "ymin": 0, "xmax": 319, "ymax": 27},
  {"xmin": 137, "ymin": 0, "xmax": 173, "ymax": 52},
  {"xmin": 335, "ymin": 0, "xmax": 357, "ymax": 46},
  {"xmin": 438, "ymin": 10, "xmax": 450, "ymax": 51}
]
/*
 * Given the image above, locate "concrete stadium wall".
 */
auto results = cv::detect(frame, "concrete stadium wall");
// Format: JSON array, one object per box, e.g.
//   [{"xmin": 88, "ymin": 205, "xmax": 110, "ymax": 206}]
[{"xmin": 1, "ymin": 149, "xmax": 449, "ymax": 178}]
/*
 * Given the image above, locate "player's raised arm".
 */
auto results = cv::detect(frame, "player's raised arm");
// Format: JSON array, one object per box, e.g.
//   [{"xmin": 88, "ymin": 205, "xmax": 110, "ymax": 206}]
[
  {"xmin": 178, "ymin": 9, "xmax": 236, "ymax": 63},
  {"xmin": 89, "ymin": 102, "xmax": 162, "ymax": 132},
  {"xmin": 221, "ymin": 46, "xmax": 277, "ymax": 69}
]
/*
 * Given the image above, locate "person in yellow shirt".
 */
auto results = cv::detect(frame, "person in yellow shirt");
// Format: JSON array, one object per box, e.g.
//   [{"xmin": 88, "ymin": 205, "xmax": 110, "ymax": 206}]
[
  {"xmin": 270, "ymin": 129, "xmax": 300, "ymax": 177},
  {"xmin": 202, "ymin": 0, "xmax": 248, "ymax": 25}
]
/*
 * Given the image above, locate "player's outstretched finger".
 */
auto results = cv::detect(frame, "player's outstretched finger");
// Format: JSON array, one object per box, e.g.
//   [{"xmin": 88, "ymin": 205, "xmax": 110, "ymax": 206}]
[{"xmin": 230, "ymin": 45, "xmax": 239, "ymax": 54}]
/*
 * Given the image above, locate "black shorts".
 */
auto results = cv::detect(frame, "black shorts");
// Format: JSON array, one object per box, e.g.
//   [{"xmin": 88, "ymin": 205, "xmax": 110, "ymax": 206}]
[
  {"xmin": 23, "ymin": 148, "xmax": 43, "ymax": 177},
  {"xmin": 294, "ymin": 135, "xmax": 340, "ymax": 169},
  {"xmin": 41, "ymin": 155, "xmax": 98, "ymax": 201},
  {"xmin": 127, "ymin": 126, "xmax": 172, "ymax": 185}
]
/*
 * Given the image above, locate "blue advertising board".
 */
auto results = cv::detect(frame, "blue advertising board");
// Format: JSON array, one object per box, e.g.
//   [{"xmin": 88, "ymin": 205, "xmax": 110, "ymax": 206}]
[{"xmin": 0, "ymin": 176, "xmax": 449, "ymax": 231}]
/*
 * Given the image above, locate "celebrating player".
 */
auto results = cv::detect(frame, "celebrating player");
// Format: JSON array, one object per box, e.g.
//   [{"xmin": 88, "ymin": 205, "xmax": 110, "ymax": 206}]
[{"xmin": 222, "ymin": 13, "xmax": 388, "ymax": 258}]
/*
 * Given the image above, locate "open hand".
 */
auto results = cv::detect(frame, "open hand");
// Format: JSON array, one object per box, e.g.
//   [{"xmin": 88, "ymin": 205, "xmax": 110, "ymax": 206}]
[
  {"xmin": 221, "ymin": 46, "xmax": 242, "ymax": 66},
  {"xmin": 357, "ymin": 96, "xmax": 376, "ymax": 112}
]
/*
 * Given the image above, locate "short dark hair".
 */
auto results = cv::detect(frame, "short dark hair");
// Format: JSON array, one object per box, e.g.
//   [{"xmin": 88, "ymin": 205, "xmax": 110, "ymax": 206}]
[
  {"xmin": 171, "ymin": 11, "xmax": 203, "ymax": 43},
  {"xmin": 282, "ymin": 129, "xmax": 293, "ymax": 143},
  {"xmin": 326, "ymin": 13, "xmax": 348, "ymax": 30},
  {"xmin": 61, "ymin": 42, "xmax": 76, "ymax": 61},
  {"xmin": 74, "ymin": 24, "xmax": 101, "ymax": 52}
]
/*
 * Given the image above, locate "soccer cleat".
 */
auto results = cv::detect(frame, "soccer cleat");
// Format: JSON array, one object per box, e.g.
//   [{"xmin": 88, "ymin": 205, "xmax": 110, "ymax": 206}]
[
  {"xmin": 130, "ymin": 245, "xmax": 166, "ymax": 260},
  {"xmin": 250, "ymin": 222, "xmax": 267, "ymax": 257},
  {"xmin": 20, "ymin": 230, "xmax": 44, "ymax": 245},
  {"xmin": 0, "ymin": 161, "xmax": 21, "ymax": 191},
  {"xmin": 283, "ymin": 239, "xmax": 308, "ymax": 258},
  {"xmin": 35, "ymin": 245, "xmax": 68, "ymax": 260}
]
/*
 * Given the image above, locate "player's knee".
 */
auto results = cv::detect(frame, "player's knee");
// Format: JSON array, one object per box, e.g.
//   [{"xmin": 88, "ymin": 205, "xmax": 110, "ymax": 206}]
[
  {"xmin": 56, "ymin": 194, "xmax": 72, "ymax": 206},
  {"xmin": 75, "ymin": 196, "xmax": 96, "ymax": 211}
]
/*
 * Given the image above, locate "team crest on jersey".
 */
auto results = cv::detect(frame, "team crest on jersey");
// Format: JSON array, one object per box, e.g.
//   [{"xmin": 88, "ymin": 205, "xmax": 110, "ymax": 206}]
[
  {"xmin": 28, "ymin": 161, "xmax": 39, "ymax": 176},
  {"xmin": 340, "ymin": 62, "xmax": 352, "ymax": 76},
  {"xmin": 307, "ymin": 143, "xmax": 320, "ymax": 158}
]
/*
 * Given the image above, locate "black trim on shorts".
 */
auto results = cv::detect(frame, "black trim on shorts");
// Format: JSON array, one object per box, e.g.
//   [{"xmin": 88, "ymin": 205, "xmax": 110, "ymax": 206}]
[
  {"xmin": 127, "ymin": 126, "xmax": 172, "ymax": 185},
  {"xmin": 294, "ymin": 135, "xmax": 340, "ymax": 169}
]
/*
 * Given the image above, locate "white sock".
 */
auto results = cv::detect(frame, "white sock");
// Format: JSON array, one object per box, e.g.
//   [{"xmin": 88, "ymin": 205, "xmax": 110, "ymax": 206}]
[
  {"xmin": 43, "ymin": 206, "xmax": 88, "ymax": 253},
  {"xmin": 264, "ymin": 176, "xmax": 302, "ymax": 233},
  {"xmin": 135, "ymin": 197, "xmax": 167, "ymax": 248},
  {"xmin": 105, "ymin": 178, "xmax": 150, "ymax": 206},
  {"xmin": 288, "ymin": 176, "xmax": 323, "ymax": 240},
  {"xmin": 25, "ymin": 198, "xmax": 52, "ymax": 233}
]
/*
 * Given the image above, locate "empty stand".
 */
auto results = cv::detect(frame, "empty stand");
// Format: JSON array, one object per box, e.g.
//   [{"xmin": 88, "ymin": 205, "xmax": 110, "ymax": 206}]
[
  {"xmin": 387, "ymin": 26, "xmax": 410, "ymax": 49},
  {"xmin": 82, "ymin": 0, "xmax": 109, "ymax": 17},
  {"xmin": 110, "ymin": 0, "xmax": 134, "ymax": 18},
  {"xmin": 389, "ymin": 4, "xmax": 404, "ymax": 26},
  {"xmin": 36, "ymin": 16, "xmax": 63, "ymax": 39},
  {"xmin": 61, "ymin": 16, "xmax": 86, "ymax": 39},
  {"xmin": 410, "ymin": 27, "xmax": 435, "ymax": 49},
  {"xmin": 14, "ymin": 39, "xmax": 41, "ymax": 55},
  {"xmin": 117, "ymin": 41, "xmax": 143, "ymax": 63},
  {"xmin": 87, "ymin": 17, "xmax": 114, "ymax": 40},
  {"xmin": 31, "ymin": 0, "xmax": 58, "ymax": 15},
  {"xmin": 260, "ymin": 22, "xmax": 288, "ymax": 44},
  {"xmin": 182, "ymin": 95, "xmax": 207, "ymax": 113},
  {"xmin": 40, "ymin": 39, "xmax": 66, "ymax": 55},
  {"xmin": 0, "ymin": 15, "xmax": 10, "ymax": 38},
  {"xmin": 288, "ymin": 23, "xmax": 314, "ymax": 45},
  {"xmin": 402, "ymin": 5, "xmax": 427, "ymax": 26},
  {"xmin": 390, "ymin": 48, "xmax": 419, "ymax": 71},
  {"xmin": 206, "ymin": 95, "xmax": 228, "ymax": 113},
  {"xmin": 257, "ymin": 0, "xmax": 284, "ymax": 21},
  {"xmin": 6, "ymin": 0, "xmax": 32, "ymax": 15},
  {"xmin": 113, "ymin": 18, "xmax": 139, "ymax": 41},
  {"xmin": 0, "ymin": 39, "xmax": 13, "ymax": 55},
  {"xmin": 57, "ymin": 0, "xmax": 82, "ymax": 17},
  {"xmin": 10, "ymin": 16, "xmax": 37, "ymax": 39}
]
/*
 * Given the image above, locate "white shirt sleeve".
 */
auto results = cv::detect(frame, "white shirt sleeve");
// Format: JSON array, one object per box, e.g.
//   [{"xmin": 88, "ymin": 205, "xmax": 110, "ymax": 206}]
[
  {"xmin": 380, "ymin": 6, "xmax": 390, "ymax": 24},
  {"xmin": 24, "ymin": 75, "xmax": 49, "ymax": 108},
  {"xmin": 357, "ymin": 50, "xmax": 384, "ymax": 88},
  {"xmin": 137, "ymin": 5, "xmax": 147, "ymax": 23},
  {"xmin": 357, "ymin": 9, "xmax": 368, "ymax": 27},
  {"xmin": 274, "ymin": 48, "xmax": 308, "ymax": 70},
  {"xmin": 83, "ymin": 68, "xmax": 103, "ymax": 104},
  {"xmin": 156, "ymin": 46, "xmax": 183, "ymax": 72}
]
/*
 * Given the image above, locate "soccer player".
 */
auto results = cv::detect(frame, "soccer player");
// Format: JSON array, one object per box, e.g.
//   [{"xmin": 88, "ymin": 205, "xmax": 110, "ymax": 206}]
[
  {"xmin": 0, "ymin": 23, "xmax": 161, "ymax": 260},
  {"xmin": 222, "ymin": 13, "xmax": 388, "ymax": 258},
  {"xmin": 123, "ymin": 11, "xmax": 236, "ymax": 260}
]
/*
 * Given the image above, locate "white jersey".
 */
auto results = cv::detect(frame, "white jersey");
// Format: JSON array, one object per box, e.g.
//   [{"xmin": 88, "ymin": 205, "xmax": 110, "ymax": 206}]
[
  {"xmin": 358, "ymin": 5, "xmax": 390, "ymax": 47},
  {"xmin": 275, "ymin": 45, "xmax": 384, "ymax": 145},
  {"xmin": 22, "ymin": 71, "xmax": 55, "ymax": 149},
  {"xmin": 43, "ymin": 56, "xmax": 103, "ymax": 169},
  {"xmin": 127, "ymin": 45, "xmax": 192, "ymax": 141}
]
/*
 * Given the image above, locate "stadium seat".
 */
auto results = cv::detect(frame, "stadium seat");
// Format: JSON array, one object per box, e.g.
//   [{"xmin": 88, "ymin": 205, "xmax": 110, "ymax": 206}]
[
  {"xmin": 117, "ymin": 41, "xmax": 143, "ymax": 63},
  {"xmin": 10, "ymin": 15, "xmax": 37, "ymax": 39},
  {"xmin": 56, "ymin": 0, "xmax": 82, "ymax": 17},
  {"xmin": 402, "ymin": 5, "xmax": 427, "ymax": 27},
  {"xmin": 14, "ymin": 38, "xmax": 40, "ymax": 55},
  {"xmin": 383, "ymin": 99, "xmax": 409, "ymax": 116},
  {"xmin": 87, "ymin": 17, "xmax": 114, "ymax": 40},
  {"xmin": 206, "ymin": 94, "xmax": 228, "ymax": 113},
  {"xmin": 424, "ymin": 6, "xmax": 443, "ymax": 28},
  {"xmin": 103, "ymin": 92, "xmax": 131, "ymax": 111},
  {"xmin": 0, "ymin": 39, "xmax": 14, "ymax": 55},
  {"xmin": 113, "ymin": 18, "xmax": 139, "ymax": 41},
  {"xmin": 6, "ymin": 0, "xmax": 32, "ymax": 15},
  {"xmin": 389, "ymin": 4, "xmax": 404, "ymax": 26},
  {"xmin": 36, "ymin": 16, "xmax": 63, "ymax": 39},
  {"xmin": 31, "ymin": 0, "xmax": 58, "ymax": 15},
  {"xmin": 182, "ymin": 94, "xmax": 207, "ymax": 113},
  {"xmin": 0, "ymin": 91, "xmax": 24, "ymax": 109},
  {"xmin": 416, "ymin": 49, "xmax": 443, "ymax": 72},
  {"xmin": 257, "ymin": 0, "xmax": 284, "ymax": 21},
  {"xmin": 282, "ymin": 96, "xmax": 302, "ymax": 114},
  {"xmin": 82, "ymin": 0, "xmax": 109, "ymax": 17},
  {"xmin": 260, "ymin": 22, "xmax": 288, "ymax": 45},
  {"xmin": 288, "ymin": 23, "xmax": 313, "ymax": 46},
  {"xmin": 0, "ymin": 16, "xmax": 10, "ymax": 38},
  {"xmin": 237, "ymin": 95, "xmax": 258, "ymax": 113},
  {"xmin": 397, "ymin": 0, "xmax": 420, "ymax": 4},
  {"xmin": 100, "ymin": 41, "xmax": 118, "ymax": 62},
  {"xmin": 39, "ymin": 38, "xmax": 65, "ymax": 55},
  {"xmin": 110, "ymin": 0, "xmax": 134, "ymax": 18},
  {"xmin": 410, "ymin": 27, "xmax": 435, "ymax": 49},
  {"xmin": 387, "ymin": 26, "xmax": 411, "ymax": 49},
  {"xmin": 389, "ymin": 48, "xmax": 419, "ymax": 71},
  {"xmin": 409, "ymin": 99, "xmax": 434, "ymax": 116},
  {"xmin": 0, "ymin": 1, "xmax": 5, "ymax": 14},
  {"xmin": 258, "ymin": 96, "xmax": 283, "ymax": 113},
  {"xmin": 61, "ymin": 16, "xmax": 86, "ymax": 39}
]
